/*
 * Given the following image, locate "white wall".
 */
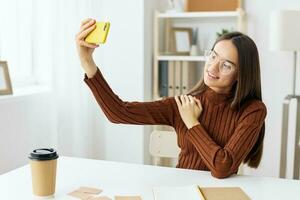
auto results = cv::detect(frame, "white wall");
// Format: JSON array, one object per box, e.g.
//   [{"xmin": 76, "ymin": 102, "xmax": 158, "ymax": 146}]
[
  {"xmin": 0, "ymin": 93, "xmax": 57, "ymax": 174},
  {"xmin": 90, "ymin": 0, "xmax": 152, "ymax": 164},
  {"xmin": 242, "ymin": 0, "xmax": 300, "ymax": 178},
  {"xmin": 0, "ymin": 0, "xmax": 58, "ymax": 174}
]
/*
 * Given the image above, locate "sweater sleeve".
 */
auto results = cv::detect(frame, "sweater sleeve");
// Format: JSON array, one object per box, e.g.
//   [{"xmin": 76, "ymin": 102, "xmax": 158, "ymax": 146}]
[
  {"xmin": 186, "ymin": 101, "xmax": 267, "ymax": 179},
  {"xmin": 84, "ymin": 68, "xmax": 177, "ymax": 126}
]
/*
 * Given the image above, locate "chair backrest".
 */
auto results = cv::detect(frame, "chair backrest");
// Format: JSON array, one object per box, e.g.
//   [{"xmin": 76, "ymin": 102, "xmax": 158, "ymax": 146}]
[
  {"xmin": 149, "ymin": 130, "xmax": 246, "ymax": 172},
  {"xmin": 149, "ymin": 130, "xmax": 181, "ymax": 159}
]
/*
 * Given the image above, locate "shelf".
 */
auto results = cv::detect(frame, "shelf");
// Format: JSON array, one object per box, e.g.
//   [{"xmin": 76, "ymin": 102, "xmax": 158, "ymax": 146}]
[
  {"xmin": 157, "ymin": 11, "xmax": 240, "ymax": 19},
  {"xmin": 0, "ymin": 84, "xmax": 51, "ymax": 102},
  {"xmin": 157, "ymin": 55, "xmax": 206, "ymax": 62},
  {"xmin": 153, "ymin": 9, "xmax": 246, "ymax": 100}
]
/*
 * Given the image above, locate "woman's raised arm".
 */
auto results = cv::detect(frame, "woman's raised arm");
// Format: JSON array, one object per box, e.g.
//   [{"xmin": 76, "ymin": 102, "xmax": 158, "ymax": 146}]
[{"xmin": 76, "ymin": 18, "xmax": 178, "ymax": 127}]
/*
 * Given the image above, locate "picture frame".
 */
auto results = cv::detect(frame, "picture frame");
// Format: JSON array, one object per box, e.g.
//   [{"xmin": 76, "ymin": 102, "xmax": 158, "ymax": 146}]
[
  {"xmin": 170, "ymin": 27, "xmax": 193, "ymax": 55},
  {"xmin": 0, "ymin": 61, "xmax": 13, "ymax": 95}
]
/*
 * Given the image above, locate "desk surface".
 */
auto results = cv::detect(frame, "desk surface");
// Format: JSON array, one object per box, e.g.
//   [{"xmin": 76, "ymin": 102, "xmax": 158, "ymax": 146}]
[{"xmin": 0, "ymin": 156, "xmax": 299, "ymax": 199}]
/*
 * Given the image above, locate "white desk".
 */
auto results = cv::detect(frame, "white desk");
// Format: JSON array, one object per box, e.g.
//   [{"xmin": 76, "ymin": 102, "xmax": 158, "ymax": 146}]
[{"xmin": 0, "ymin": 156, "xmax": 299, "ymax": 199}]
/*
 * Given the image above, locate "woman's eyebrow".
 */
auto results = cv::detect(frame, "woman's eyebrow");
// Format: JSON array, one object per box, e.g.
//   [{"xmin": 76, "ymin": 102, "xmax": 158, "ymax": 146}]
[{"xmin": 213, "ymin": 50, "xmax": 237, "ymax": 66}]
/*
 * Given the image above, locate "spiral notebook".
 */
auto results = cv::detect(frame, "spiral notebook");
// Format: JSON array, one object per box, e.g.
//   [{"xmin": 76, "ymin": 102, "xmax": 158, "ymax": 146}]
[{"xmin": 153, "ymin": 185, "xmax": 251, "ymax": 200}]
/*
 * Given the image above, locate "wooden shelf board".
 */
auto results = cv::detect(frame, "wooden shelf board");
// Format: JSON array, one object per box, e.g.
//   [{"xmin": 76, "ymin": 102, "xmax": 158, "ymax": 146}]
[
  {"xmin": 157, "ymin": 55, "xmax": 206, "ymax": 62},
  {"xmin": 158, "ymin": 11, "xmax": 240, "ymax": 19}
]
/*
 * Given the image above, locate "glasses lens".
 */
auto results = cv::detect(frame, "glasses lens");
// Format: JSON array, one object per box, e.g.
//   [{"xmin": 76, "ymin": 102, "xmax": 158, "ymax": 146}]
[
  {"xmin": 205, "ymin": 50, "xmax": 217, "ymax": 63},
  {"xmin": 205, "ymin": 50, "xmax": 237, "ymax": 75},
  {"xmin": 220, "ymin": 61, "xmax": 235, "ymax": 74}
]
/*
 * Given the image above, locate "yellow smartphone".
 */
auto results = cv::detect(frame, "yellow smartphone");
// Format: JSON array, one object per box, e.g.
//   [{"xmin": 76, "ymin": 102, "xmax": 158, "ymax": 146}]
[{"xmin": 85, "ymin": 21, "xmax": 110, "ymax": 44}]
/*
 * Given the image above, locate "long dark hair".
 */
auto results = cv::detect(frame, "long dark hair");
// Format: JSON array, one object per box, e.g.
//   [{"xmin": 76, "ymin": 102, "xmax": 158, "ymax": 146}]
[{"xmin": 188, "ymin": 32, "xmax": 265, "ymax": 168}]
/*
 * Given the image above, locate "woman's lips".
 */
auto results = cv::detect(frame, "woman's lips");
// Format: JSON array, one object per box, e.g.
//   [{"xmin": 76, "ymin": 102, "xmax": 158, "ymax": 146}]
[{"xmin": 207, "ymin": 71, "xmax": 220, "ymax": 79}]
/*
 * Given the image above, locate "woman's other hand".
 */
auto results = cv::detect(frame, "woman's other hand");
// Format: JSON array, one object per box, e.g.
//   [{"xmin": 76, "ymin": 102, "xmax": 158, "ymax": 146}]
[{"xmin": 175, "ymin": 95, "xmax": 202, "ymax": 129}]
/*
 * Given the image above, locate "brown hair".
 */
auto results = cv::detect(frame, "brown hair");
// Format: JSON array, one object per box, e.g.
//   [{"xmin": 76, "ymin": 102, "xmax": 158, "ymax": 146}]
[{"xmin": 188, "ymin": 31, "xmax": 265, "ymax": 168}]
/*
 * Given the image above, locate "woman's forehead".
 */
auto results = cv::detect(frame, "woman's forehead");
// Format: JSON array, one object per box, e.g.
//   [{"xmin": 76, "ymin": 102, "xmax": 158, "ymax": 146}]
[{"xmin": 213, "ymin": 40, "xmax": 238, "ymax": 64}]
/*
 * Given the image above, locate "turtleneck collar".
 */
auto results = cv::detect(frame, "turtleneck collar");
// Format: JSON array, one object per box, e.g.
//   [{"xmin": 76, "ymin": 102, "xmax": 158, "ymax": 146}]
[{"xmin": 202, "ymin": 87, "xmax": 234, "ymax": 104}]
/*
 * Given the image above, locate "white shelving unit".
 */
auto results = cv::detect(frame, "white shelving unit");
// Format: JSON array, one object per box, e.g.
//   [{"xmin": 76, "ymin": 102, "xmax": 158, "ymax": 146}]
[
  {"xmin": 157, "ymin": 11, "xmax": 240, "ymax": 18},
  {"xmin": 157, "ymin": 55, "xmax": 206, "ymax": 62},
  {"xmin": 152, "ymin": 9, "xmax": 246, "ymax": 100}
]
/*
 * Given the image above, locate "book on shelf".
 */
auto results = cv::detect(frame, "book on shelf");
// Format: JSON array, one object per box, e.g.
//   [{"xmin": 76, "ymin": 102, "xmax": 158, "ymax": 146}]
[
  {"xmin": 174, "ymin": 61, "xmax": 182, "ymax": 96},
  {"xmin": 153, "ymin": 185, "xmax": 251, "ymax": 200},
  {"xmin": 168, "ymin": 61, "xmax": 175, "ymax": 97},
  {"xmin": 158, "ymin": 61, "xmax": 198, "ymax": 98},
  {"xmin": 182, "ymin": 61, "xmax": 197, "ymax": 94},
  {"xmin": 159, "ymin": 61, "xmax": 168, "ymax": 97}
]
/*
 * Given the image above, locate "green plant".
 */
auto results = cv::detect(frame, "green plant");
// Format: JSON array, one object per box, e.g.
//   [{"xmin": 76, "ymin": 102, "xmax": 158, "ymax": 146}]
[{"xmin": 216, "ymin": 28, "xmax": 230, "ymax": 38}]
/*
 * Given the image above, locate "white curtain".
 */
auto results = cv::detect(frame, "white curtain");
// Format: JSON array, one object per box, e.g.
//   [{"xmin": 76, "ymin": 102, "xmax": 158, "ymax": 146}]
[
  {"xmin": 0, "ymin": 0, "xmax": 106, "ymax": 158},
  {"xmin": 0, "ymin": 0, "xmax": 148, "ymax": 165},
  {"xmin": 0, "ymin": 0, "xmax": 34, "ymax": 86},
  {"xmin": 52, "ymin": 0, "xmax": 106, "ymax": 158}
]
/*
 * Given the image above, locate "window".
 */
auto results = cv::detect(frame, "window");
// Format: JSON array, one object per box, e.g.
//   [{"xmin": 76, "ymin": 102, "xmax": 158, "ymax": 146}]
[{"xmin": 0, "ymin": 0, "xmax": 34, "ymax": 87}]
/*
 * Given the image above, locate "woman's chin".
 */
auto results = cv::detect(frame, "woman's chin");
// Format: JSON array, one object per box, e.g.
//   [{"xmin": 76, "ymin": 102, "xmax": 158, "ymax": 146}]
[{"xmin": 204, "ymin": 76, "xmax": 217, "ymax": 87}]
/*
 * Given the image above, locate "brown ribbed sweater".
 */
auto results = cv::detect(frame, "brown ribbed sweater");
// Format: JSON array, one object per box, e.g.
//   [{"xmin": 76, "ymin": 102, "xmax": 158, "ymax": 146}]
[{"xmin": 84, "ymin": 68, "xmax": 267, "ymax": 178}]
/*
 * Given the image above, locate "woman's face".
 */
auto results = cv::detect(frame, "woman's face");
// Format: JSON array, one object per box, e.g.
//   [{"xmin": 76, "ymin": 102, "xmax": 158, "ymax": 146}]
[{"xmin": 204, "ymin": 40, "xmax": 239, "ymax": 94}]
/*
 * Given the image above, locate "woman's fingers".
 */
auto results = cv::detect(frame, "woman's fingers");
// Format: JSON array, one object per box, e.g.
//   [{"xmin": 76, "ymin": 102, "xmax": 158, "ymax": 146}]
[
  {"xmin": 77, "ymin": 24, "xmax": 96, "ymax": 40},
  {"xmin": 75, "ymin": 19, "xmax": 97, "ymax": 47},
  {"xmin": 184, "ymin": 95, "xmax": 190, "ymax": 104},
  {"xmin": 181, "ymin": 94, "xmax": 198, "ymax": 105},
  {"xmin": 174, "ymin": 96, "xmax": 182, "ymax": 110},
  {"xmin": 180, "ymin": 95, "xmax": 186, "ymax": 105},
  {"xmin": 81, "ymin": 18, "xmax": 94, "ymax": 26},
  {"xmin": 188, "ymin": 95, "xmax": 195, "ymax": 104},
  {"xmin": 80, "ymin": 19, "xmax": 96, "ymax": 32},
  {"xmin": 175, "ymin": 96, "xmax": 181, "ymax": 105},
  {"xmin": 178, "ymin": 95, "xmax": 201, "ymax": 108},
  {"xmin": 79, "ymin": 40, "xmax": 99, "ymax": 48}
]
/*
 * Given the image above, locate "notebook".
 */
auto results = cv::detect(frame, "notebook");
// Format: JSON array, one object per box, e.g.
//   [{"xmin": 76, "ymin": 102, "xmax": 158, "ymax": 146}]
[{"xmin": 153, "ymin": 185, "xmax": 251, "ymax": 200}]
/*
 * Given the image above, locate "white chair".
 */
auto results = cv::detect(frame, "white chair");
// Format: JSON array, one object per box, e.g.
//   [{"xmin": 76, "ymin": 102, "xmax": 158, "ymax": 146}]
[
  {"xmin": 149, "ymin": 130, "xmax": 181, "ymax": 166},
  {"xmin": 149, "ymin": 130, "xmax": 246, "ymax": 174}
]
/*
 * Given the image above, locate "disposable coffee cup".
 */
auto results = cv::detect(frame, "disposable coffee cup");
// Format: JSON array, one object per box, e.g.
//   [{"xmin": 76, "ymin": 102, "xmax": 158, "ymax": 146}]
[{"xmin": 29, "ymin": 148, "xmax": 59, "ymax": 198}]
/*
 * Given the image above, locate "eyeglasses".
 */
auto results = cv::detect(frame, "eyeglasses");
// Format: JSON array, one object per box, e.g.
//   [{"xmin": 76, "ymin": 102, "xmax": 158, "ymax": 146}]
[{"xmin": 204, "ymin": 50, "xmax": 237, "ymax": 75}]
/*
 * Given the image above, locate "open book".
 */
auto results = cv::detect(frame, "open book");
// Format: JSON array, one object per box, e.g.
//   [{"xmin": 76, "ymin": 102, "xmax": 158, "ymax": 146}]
[{"xmin": 153, "ymin": 185, "xmax": 251, "ymax": 200}]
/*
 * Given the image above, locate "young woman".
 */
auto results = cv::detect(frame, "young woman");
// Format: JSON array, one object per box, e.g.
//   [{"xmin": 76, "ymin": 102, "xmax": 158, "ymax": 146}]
[{"xmin": 75, "ymin": 18, "xmax": 267, "ymax": 179}]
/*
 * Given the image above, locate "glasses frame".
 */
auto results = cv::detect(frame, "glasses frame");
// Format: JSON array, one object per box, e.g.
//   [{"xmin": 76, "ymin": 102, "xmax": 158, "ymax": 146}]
[{"xmin": 204, "ymin": 50, "xmax": 238, "ymax": 75}]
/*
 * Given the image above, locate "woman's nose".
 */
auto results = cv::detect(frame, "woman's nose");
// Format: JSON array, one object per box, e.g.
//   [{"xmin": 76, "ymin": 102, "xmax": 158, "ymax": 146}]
[{"xmin": 207, "ymin": 62, "xmax": 219, "ymax": 73}]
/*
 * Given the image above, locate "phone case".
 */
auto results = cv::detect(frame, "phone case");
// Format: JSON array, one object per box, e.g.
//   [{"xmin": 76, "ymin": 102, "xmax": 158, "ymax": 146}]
[{"xmin": 85, "ymin": 22, "xmax": 110, "ymax": 44}]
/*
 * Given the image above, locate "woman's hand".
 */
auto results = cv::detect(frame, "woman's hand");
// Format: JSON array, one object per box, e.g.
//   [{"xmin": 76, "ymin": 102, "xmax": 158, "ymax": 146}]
[
  {"xmin": 75, "ymin": 18, "xmax": 99, "ymax": 78},
  {"xmin": 175, "ymin": 95, "xmax": 202, "ymax": 129}
]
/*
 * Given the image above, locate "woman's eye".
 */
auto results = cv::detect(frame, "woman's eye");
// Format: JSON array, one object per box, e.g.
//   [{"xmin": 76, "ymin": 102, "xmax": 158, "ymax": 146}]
[{"xmin": 223, "ymin": 63, "xmax": 232, "ymax": 70}]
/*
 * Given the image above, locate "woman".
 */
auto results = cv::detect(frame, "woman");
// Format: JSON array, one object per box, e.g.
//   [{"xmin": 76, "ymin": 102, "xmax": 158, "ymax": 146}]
[{"xmin": 75, "ymin": 18, "xmax": 267, "ymax": 179}]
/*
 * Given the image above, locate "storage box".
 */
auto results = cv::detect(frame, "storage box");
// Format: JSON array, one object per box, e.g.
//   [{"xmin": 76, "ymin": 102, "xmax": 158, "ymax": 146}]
[{"xmin": 185, "ymin": 0, "xmax": 241, "ymax": 12}]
